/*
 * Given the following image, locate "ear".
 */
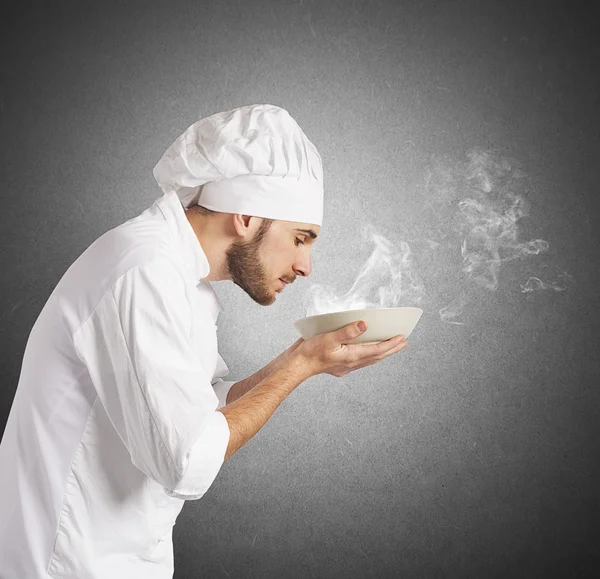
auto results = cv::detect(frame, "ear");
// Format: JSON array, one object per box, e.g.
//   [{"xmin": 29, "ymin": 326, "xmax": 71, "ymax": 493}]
[{"xmin": 231, "ymin": 214, "xmax": 255, "ymax": 237}]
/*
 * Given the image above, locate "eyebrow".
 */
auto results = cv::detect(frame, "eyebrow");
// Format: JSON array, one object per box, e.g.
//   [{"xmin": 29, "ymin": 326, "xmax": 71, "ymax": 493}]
[{"xmin": 295, "ymin": 228, "xmax": 318, "ymax": 240}]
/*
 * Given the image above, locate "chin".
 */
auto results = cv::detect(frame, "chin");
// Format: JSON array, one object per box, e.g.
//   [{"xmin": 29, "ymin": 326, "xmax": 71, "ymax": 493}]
[
  {"xmin": 255, "ymin": 295, "xmax": 276, "ymax": 306},
  {"xmin": 249, "ymin": 289, "xmax": 276, "ymax": 307}
]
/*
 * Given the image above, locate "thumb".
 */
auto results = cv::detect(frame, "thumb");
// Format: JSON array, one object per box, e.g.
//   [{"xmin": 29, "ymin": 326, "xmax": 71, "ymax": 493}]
[{"xmin": 340, "ymin": 320, "xmax": 367, "ymax": 341}]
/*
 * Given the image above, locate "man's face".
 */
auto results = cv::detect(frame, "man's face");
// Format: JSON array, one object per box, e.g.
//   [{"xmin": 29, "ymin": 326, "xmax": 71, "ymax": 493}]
[{"xmin": 226, "ymin": 219, "xmax": 320, "ymax": 306}]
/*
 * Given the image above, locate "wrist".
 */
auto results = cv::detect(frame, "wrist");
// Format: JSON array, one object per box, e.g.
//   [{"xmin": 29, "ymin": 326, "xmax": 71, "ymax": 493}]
[{"xmin": 286, "ymin": 351, "xmax": 317, "ymax": 381}]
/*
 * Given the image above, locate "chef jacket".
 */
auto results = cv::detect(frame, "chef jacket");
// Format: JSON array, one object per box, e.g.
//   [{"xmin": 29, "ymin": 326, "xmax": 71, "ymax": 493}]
[{"xmin": 0, "ymin": 191, "xmax": 236, "ymax": 578}]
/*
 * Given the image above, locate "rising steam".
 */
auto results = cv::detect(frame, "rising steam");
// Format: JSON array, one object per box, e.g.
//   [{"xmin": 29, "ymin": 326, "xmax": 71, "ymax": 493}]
[
  {"xmin": 305, "ymin": 148, "xmax": 572, "ymax": 323},
  {"xmin": 305, "ymin": 224, "xmax": 425, "ymax": 317}
]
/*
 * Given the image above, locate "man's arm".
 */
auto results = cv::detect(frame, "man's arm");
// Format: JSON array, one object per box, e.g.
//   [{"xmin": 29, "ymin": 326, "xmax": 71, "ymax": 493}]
[
  {"xmin": 218, "ymin": 322, "xmax": 407, "ymax": 464},
  {"xmin": 225, "ymin": 338, "xmax": 304, "ymax": 405},
  {"xmin": 76, "ymin": 258, "xmax": 230, "ymax": 498},
  {"xmin": 219, "ymin": 354, "xmax": 312, "ymax": 461}
]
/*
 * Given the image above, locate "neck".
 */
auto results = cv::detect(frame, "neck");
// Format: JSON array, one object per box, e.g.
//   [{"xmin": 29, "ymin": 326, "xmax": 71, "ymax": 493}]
[{"xmin": 184, "ymin": 209, "xmax": 231, "ymax": 282}]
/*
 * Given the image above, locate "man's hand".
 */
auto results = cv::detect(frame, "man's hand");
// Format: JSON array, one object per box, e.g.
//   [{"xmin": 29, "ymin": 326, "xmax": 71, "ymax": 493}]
[
  {"xmin": 219, "ymin": 326, "xmax": 406, "ymax": 461},
  {"xmin": 292, "ymin": 321, "xmax": 408, "ymax": 378}
]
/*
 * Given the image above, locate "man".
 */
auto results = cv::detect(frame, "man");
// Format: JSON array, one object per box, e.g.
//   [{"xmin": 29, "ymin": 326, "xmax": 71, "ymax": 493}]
[{"xmin": 0, "ymin": 104, "xmax": 408, "ymax": 578}]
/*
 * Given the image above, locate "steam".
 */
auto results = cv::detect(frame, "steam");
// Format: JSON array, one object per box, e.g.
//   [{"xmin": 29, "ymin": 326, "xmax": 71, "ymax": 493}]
[
  {"xmin": 439, "ymin": 295, "xmax": 469, "ymax": 325},
  {"xmin": 456, "ymin": 151, "xmax": 548, "ymax": 291},
  {"xmin": 521, "ymin": 274, "xmax": 571, "ymax": 293},
  {"xmin": 305, "ymin": 148, "xmax": 572, "ymax": 323},
  {"xmin": 305, "ymin": 224, "xmax": 425, "ymax": 317}
]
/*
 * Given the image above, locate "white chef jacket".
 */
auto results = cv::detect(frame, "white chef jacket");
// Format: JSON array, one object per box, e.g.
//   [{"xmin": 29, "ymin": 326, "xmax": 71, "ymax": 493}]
[{"xmin": 0, "ymin": 191, "xmax": 236, "ymax": 579}]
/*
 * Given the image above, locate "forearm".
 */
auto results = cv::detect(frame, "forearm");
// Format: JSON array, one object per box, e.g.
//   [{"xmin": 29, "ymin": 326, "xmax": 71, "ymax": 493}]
[
  {"xmin": 219, "ymin": 355, "xmax": 312, "ymax": 461},
  {"xmin": 225, "ymin": 366, "xmax": 275, "ymax": 406}
]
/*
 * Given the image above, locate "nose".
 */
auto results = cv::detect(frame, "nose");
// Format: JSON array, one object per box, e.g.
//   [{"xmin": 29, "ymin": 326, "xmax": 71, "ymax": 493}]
[{"xmin": 292, "ymin": 252, "xmax": 312, "ymax": 278}]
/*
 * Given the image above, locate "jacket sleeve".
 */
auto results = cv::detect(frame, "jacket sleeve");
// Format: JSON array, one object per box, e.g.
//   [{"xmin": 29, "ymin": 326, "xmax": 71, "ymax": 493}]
[
  {"xmin": 73, "ymin": 257, "xmax": 230, "ymax": 500},
  {"xmin": 211, "ymin": 352, "xmax": 237, "ymax": 409}
]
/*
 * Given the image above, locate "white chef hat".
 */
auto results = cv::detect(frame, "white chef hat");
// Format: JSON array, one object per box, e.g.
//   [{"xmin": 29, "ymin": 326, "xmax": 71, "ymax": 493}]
[{"xmin": 153, "ymin": 104, "xmax": 324, "ymax": 226}]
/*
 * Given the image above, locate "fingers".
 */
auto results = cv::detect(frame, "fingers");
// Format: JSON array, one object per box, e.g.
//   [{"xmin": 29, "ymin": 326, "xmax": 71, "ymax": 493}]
[
  {"xmin": 370, "ymin": 338, "xmax": 408, "ymax": 362},
  {"xmin": 330, "ymin": 339, "xmax": 408, "ymax": 377},
  {"xmin": 337, "ymin": 321, "xmax": 367, "ymax": 343},
  {"xmin": 380, "ymin": 338, "xmax": 408, "ymax": 359},
  {"xmin": 353, "ymin": 340, "xmax": 408, "ymax": 371},
  {"xmin": 346, "ymin": 334, "xmax": 406, "ymax": 361},
  {"xmin": 321, "ymin": 326, "xmax": 408, "ymax": 377}
]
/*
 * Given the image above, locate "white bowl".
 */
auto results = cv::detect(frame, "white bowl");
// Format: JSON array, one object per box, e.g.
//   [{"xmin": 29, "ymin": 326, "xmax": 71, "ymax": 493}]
[{"xmin": 293, "ymin": 307, "xmax": 423, "ymax": 345}]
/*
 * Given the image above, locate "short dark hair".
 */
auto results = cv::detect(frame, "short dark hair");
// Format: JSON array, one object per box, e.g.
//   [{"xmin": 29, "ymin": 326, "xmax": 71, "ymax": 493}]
[
  {"xmin": 192, "ymin": 204, "xmax": 219, "ymax": 217},
  {"xmin": 191, "ymin": 205, "xmax": 274, "ymax": 233}
]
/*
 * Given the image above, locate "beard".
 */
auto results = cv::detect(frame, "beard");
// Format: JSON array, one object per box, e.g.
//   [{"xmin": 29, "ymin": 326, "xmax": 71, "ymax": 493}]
[{"xmin": 225, "ymin": 220, "xmax": 276, "ymax": 306}]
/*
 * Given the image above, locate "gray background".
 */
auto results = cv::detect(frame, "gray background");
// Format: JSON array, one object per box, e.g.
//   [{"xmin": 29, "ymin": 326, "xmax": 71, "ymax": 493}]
[{"xmin": 1, "ymin": 0, "xmax": 598, "ymax": 577}]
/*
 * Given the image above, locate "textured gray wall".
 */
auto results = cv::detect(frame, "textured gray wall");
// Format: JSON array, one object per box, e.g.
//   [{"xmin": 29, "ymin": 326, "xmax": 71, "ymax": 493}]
[{"xmin": 1, "ymin": 1, "xmax": 598, "ymax": 577}]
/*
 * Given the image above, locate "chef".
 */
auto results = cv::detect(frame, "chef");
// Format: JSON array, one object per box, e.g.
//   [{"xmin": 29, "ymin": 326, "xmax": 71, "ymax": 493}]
[{"xmin": 0, "ymin": 104, "xmax": 408, "ymax": 578}]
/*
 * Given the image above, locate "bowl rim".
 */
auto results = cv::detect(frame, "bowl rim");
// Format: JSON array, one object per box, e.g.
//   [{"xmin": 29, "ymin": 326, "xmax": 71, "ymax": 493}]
[{"xmin": 295, "ymin": 306, "xmax": 424, "ymax": 324}]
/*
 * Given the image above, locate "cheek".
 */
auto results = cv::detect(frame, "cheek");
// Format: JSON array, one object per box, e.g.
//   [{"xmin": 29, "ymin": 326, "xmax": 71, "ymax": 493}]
[
  {"xmin": 259, "ymin": 245, "xmax": 285, "ymax": 273},
  {"xmin": 266, "ymin": 252, "xmax": 289, "ymax": 272}
]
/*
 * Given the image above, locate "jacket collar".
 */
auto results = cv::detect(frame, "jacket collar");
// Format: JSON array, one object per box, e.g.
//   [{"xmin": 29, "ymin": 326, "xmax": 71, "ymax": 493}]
[{"xmin": 155, "ymin": 191, "xmax": 211, "ymax": 284}]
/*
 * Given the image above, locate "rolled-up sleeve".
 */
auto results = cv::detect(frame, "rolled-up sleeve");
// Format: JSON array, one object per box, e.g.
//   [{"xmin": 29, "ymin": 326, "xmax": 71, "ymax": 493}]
[{"xmin": 73, "ymin": 257, "xmax": 230, "ymax": 500}]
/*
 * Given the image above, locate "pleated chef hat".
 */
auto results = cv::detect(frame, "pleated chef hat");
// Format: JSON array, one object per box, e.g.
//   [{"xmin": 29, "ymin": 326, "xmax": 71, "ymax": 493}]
[{"xmin": 153, "ymin": 104, "xmax": 324, "ymax": 226}]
